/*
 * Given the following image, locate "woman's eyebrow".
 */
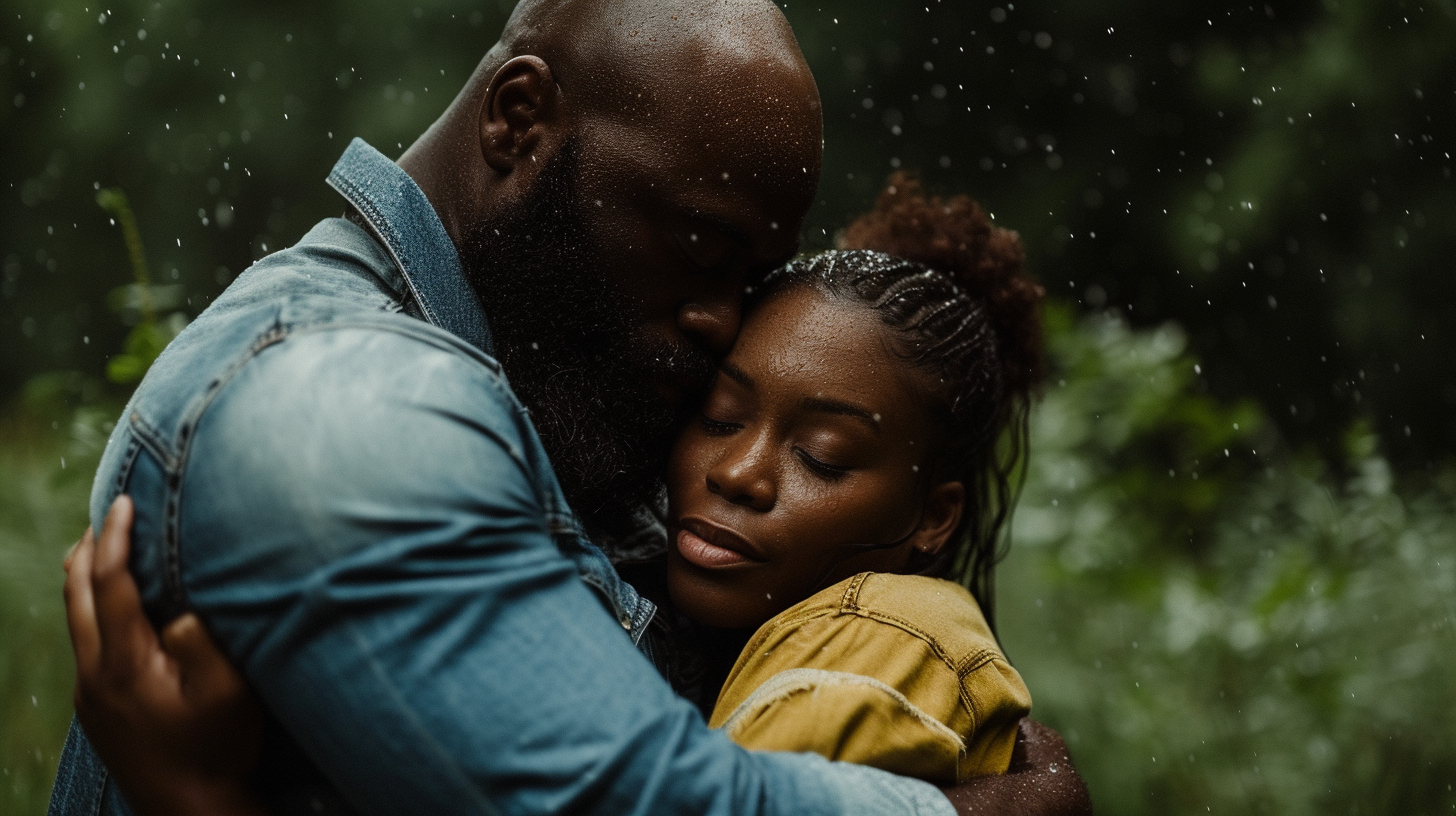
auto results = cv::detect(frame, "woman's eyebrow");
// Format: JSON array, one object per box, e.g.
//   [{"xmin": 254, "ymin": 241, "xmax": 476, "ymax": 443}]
[
  {"xmin": 720, "ymin": 361, "xmax": 755, "ymax": 388},
  {"xmin": 801, "ymin": 397, "xmax": 882, "ymax": 431}
]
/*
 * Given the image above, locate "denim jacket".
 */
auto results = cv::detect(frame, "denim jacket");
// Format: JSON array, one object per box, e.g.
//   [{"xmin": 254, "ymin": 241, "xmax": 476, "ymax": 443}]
[{"xmin": 48, "ymin": 139, "xmax": 954, "ymax": 816}]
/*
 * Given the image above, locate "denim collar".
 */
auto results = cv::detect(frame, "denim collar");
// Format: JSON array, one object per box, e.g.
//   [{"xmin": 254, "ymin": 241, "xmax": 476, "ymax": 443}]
[{"xmin": 326, "ymin": 138, "xmax": 496, "ymax": 358}]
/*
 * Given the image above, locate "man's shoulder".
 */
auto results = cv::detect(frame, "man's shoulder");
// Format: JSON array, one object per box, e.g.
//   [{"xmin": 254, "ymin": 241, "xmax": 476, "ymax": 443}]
[
  {"xmin": 167, "ymin": 323, "xmax": 552, "ymax": 583},
  {"xmin": 101, "ymin": 215, "xmax": 545, "ymax": 540},
  {"xmin": 124, "ymin": 214, "xmax": 514, "ymax": 467},
  {"xmin": 206, "ymin": 320, "xmax": 516, "ymax": 434},
  {"xmin": 181, "ymin": 321, "xmax": 525, "ymax": 479}
]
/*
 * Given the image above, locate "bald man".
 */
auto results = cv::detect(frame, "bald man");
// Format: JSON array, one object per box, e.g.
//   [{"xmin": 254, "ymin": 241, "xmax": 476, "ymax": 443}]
[{"xmin": 51, "ymin": 1, "xmax": 1087, "ymax": 815}]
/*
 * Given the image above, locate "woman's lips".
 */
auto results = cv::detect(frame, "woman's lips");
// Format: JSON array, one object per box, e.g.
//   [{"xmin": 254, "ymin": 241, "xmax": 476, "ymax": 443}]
[{"xmin": 675, "ymin": 518, "xmax": 765, "ymax": 569}]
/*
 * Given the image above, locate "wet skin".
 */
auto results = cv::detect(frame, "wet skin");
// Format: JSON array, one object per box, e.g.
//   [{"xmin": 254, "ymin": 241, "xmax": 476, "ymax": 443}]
[{"xmin": 667, "ymin": 286, "xmax": 967, "ymax": 630}]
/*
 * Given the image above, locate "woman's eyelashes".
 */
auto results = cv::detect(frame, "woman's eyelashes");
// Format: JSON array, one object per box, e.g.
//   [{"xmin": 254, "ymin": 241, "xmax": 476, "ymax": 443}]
[
  {"xmin": 698, "ymin": 413, "xmax": 854, "ymax": 481},
  {"xmin": 699, "ymin": 414, "xmax": 742, "ymax": 435},
  {"xmin": 795, "ymin": 447, "xmax": 852, "ymax": 480}
]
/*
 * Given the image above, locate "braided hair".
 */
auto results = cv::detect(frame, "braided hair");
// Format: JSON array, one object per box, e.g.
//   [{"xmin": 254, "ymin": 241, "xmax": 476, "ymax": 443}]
[{"xmin": 756, "ymin": 173, "xmax": 1044, "ymax": 633}]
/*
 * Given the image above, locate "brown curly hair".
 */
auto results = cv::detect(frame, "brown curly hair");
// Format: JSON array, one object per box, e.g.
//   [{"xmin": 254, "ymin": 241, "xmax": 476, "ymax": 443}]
[
  {"xmin": 841, "ymin": 173, "xmax": 1045, "ymax": 398},
  {"xmin": 757, "ymin": 173, "xmax": 1045, "ymax": 633}
]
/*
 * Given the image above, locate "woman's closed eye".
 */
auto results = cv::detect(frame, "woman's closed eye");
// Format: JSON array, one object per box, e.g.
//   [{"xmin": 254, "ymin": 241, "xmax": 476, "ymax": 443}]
[
  {"xmin": 795, "ymin": 447, "xmax": 852, "ymax": 480},
  {"xmin": 699, "ymin": 415, "xmax": 742, "ymax": 435}
]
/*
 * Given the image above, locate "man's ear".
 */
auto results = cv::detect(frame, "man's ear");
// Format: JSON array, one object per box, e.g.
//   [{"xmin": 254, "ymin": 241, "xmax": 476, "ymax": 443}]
[
  {"xmin": 908, "ymin": 481, "xmax": 965, "ymax": 558},
  {"xmin": 480, "ymin": 55, "xmax": 561, "ymax": 175}
]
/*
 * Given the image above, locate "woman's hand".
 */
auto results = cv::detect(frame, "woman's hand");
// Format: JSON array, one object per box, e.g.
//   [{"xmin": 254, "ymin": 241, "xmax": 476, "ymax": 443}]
[
  {"xmin": 942, "ymin": 719, "xmax": 1092, "ymax": 816},
  {"xmin": 64, "ymin": 496, "xmax": 269, "ymax": 816}
]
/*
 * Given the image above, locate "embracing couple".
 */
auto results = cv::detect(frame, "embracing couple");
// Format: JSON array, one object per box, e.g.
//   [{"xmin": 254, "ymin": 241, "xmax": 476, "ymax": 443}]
[{"xmin": 52, "ymin": 1, "xmax": 1091, "ymax": 814}]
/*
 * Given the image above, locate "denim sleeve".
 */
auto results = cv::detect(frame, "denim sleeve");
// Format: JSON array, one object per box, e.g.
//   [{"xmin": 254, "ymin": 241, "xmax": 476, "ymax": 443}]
[{"xmin": 172, "ymin": 326, "xmax": 953, "ymax": 816}]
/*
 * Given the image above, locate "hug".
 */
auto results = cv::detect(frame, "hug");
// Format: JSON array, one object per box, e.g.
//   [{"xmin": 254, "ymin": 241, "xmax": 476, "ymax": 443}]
[{"xmin": 53, "ymin": 0, "xmax": 1090, "ymax": 814}]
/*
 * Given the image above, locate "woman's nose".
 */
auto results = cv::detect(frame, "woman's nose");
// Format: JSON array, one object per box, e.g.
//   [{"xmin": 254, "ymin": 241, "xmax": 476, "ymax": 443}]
[{"xmin": 705, "ymin": 439, "xmax": 776, "ymax": 511}]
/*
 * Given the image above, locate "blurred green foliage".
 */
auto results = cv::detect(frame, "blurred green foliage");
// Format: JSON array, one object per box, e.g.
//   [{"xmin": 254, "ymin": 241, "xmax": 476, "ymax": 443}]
[
  {"xmin": 0, "ymin": 399, "xmax": 113, "ymax": 816},
  {"xmin": 1001, "ymin": 306, "xmax": 1456, "ymax": 814}
]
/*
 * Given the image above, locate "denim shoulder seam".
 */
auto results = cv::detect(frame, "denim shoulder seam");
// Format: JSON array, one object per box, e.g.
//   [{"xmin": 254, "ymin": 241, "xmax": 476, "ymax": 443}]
[
  {"xmin": 127, "ymin": 417, "xmax": 194, "ymax": 611},
  {"xmin": 149, "ymin": 317, "xmax": 293, "ymax": 614},
  {"xmin": 833, "ymin": 607, "xmax": 979, "ymax": 723}
]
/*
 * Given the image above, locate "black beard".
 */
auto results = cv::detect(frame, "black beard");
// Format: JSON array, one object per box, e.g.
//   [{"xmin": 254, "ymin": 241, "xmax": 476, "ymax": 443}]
[{"xmin": 458, "ymin": 142, "xmax": 714, "ymax": 532}]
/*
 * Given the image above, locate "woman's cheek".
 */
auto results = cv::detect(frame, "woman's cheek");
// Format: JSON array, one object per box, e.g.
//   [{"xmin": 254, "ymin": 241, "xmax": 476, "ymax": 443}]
[{"xmin": 668, "ymin": 432, "xmax": 708, "ymax": 494}]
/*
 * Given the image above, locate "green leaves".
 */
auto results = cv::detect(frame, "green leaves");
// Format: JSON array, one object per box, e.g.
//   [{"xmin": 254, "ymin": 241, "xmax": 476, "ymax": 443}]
[
  {"xmin": 104, "ymin": 314, "xmax": 189, "ymax": 385},
  {"xmin": 94, "ymin": 188, "xmax": 189, "ymax": 385}
]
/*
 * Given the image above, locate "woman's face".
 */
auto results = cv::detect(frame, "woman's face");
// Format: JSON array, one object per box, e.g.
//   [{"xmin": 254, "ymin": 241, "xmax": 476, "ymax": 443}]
[{"xmin": 666, "ymin": 285, "xmax": 964, "ymax": 630}]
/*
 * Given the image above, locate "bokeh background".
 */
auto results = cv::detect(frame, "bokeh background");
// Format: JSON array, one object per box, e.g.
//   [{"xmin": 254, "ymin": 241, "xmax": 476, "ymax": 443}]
[{"xmin": 2, "ymin": 1, "xmax": 1454, "ymax": 813}]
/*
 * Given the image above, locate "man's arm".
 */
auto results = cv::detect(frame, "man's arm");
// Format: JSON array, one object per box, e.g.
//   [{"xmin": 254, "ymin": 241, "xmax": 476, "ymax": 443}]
[
  {"xmin": 132, "ymin": 326, "xmax": 951, "ymax": 816},
  {"xmin": 943, "ymin": 720, "xmax": 1092, "ymax": 816}
]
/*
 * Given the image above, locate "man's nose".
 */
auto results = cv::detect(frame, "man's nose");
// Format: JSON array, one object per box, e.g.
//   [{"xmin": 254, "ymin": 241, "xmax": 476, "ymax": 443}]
[
  {"xmin": 705, "ymin": 437, "xmax": 776, "ymax": 512},
  {"xmin": 677, "ymin": 295, "xmax": 741, "ymax": 358}
]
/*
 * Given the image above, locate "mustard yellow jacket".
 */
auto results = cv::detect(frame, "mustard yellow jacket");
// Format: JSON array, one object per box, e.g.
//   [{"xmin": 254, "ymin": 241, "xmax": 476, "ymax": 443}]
[{"xmin": 709, "ymin": 572, "xmax": 1032, "ymax": 783}]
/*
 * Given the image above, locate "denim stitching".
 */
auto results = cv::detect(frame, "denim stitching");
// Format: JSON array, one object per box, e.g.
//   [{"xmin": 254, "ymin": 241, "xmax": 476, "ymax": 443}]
[
  {"xmin": 325, "ymin": 173, "xmax": 443, "ymax": 331},
  {"xmin": 109, "ymin": 437, "xmax": 142, "ymax": 501},
  {"xmin": 127, "ymin": 411, "xmax": 176, "ymax": 472},
  {"xmin": 86, "ymin": 766, "xmax": 105, "ymax": 816},
  {"xmin": 153, "ymin": 316, "xmax": 296, "ymax": 615}
]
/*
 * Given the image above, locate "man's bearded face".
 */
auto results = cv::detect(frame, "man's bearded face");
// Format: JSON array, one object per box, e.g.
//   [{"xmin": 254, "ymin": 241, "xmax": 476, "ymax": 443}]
[{"xmin": 459, "ymin": 141, "xmax": 715, "ymax": 528}]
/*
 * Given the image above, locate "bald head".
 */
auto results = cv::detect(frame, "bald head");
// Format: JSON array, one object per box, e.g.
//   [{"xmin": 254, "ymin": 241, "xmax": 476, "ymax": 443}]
[
  {"xmin": 490, "ymin": 0, "xmax": 822, "ymax": 202},
  {"xmin": 493, "ymin": 0, "xmax": 814, "ymax": 109}
]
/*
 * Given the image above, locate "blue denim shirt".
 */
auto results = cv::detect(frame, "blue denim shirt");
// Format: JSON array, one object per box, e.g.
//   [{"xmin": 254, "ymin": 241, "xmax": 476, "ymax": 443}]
[{"xmin": 48, "ymin": 139, "xmax": 955, "ymax": 816}]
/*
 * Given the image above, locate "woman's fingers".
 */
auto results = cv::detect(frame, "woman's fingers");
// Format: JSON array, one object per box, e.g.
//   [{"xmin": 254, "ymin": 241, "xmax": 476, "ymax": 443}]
[
  {"xmin": 64, "ymin": 528, "xmax": 88, "ymax": 572},
  {"xmin": 89, "ymin": 496, "xmax": 161, "ymax": 683},
  {"xmin": 63, "ymin": 526, "xmax": 102, "ymax": 683}
]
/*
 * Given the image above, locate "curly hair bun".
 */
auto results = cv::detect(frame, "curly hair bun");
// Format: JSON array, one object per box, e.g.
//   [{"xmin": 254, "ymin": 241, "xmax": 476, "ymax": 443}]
[{"xmin": 838, "ymin": 172, "xmax": 1046, "ymax": 399}]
